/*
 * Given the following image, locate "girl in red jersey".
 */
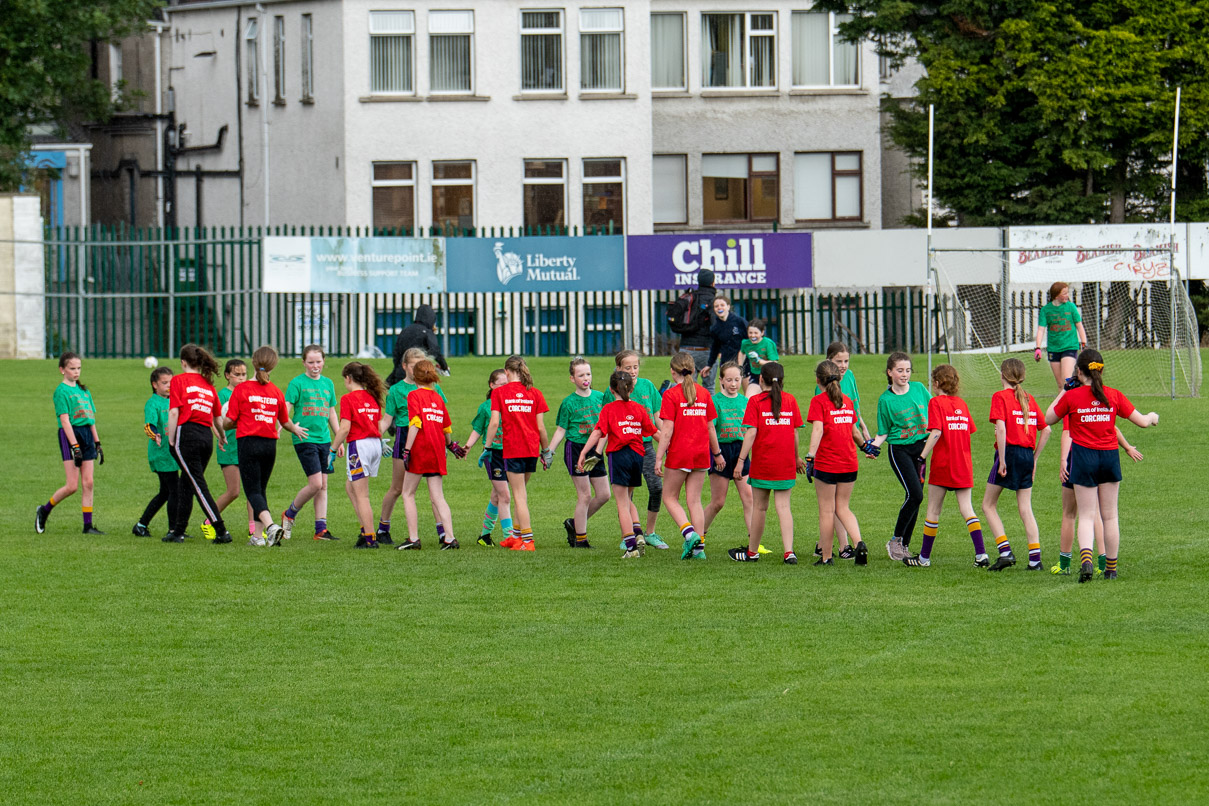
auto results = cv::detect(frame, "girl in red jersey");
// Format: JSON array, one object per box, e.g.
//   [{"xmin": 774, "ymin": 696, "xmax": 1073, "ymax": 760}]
[
  {"xmin": 981, "ymin": 358, "xmax": 1052, "ymax": 571},
  {"xmin": 330, "ymin": 362, "xmax": 387, "ymax": 548},
  {"xmin": 165, "ymin": 343, "xmax": 233, "ymax": 544},
  {"xmin": 219, "ymin": 346, "xmax": 309, "ymax": 547},
  {"xmin": 727, "ymin": 362, "xmax": 807, "ymax": 564},
  {"xmin": 1045, "ymin": 349, "xmax": 1158, "ymax": 582},
  {"xmin": 906, "ymin": 365, "xmax": 984, "ymax": 568},
  {"xmin": 578, "ymin": 370, "xmax": 658, "ymax": 558},
  {"xmin": 656, "ymin": 352, "xmax": 724, "ymax": 560},
  {"xmin": 1053, "ymin": 421, "xmax": 1140, "ymax": 575},
  {"xmin": 463, "ymin": 368, "xmax": 510, "ymax": 546},
  {"xmin": 484, "ymin": 355, "xmax": 550, "ymax": 552},
  {"xmin": 804, "ymin": 360, "xmax": 870, "ymax": 567},
  {"xmin": 396, "ymin": 360, "xmax": 466, "ymax": 551}
]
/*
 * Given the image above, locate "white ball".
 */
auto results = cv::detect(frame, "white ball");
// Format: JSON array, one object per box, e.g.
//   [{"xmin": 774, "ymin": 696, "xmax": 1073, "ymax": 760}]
[{"xmin": 144, "ymin": 356, "xmax": 158, "ymax": 369}]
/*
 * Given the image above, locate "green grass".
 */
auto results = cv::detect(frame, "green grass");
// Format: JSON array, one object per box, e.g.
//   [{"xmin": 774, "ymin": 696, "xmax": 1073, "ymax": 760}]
[{"xmin": 2, "ymin": 354, "xmax": 1207, "ymax": 805}]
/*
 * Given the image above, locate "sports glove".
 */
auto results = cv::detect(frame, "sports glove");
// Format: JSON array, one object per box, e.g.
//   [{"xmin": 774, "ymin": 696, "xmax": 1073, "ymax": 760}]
[
  {"xmin": 477, "ymin": 451, "xmax": 488, "ymax": 468},
  {"xmin": 860, "ymin": 440, "xmax": 880, "ymax": 458},
  {"xmin": 325, "ymin": 449, "xmax": 336, "ymax": 474},
  {"xmin": 399, "ymin": 448, "xmax": 411, "ymax": 467},
  {"xmin": 747, "ymin": 350, "xmax": 759, "ymax": 361},
  {"xmin": 580, "ymin": 453, "xmax": 602, "ymax": 473},
  {"xmin": 914, "ymin": 454, "xmax": 927, "ymax": 483},
  {"xmin": 1063, "ymin": 376, "xmax": 1081, "ymax": 391},
  {"xmin": 381, "ymin": 436, "xmax": 392, "ymax": 455},
  {"xmin": 95, "ymin": 440, "xmax": 104, "ymax": 466},
  {"xmin": 540, "ymin": 448, "xmax": 554, "ymax": 470},
  {"xmin": 804, "ymin": 457, "xmax": 815, "ymax": 483},
  {"xmin": 1034, "ymin": 348, "xmax": 1043, "ymax": 362},
  {"xmin": 387, "ymin": 424, "xmax": 397, "ymax": 438},
  {"xmin": 447, "ymin": 441, "xmax": 468, "ymax": 459},
  {"xmin": 71, "ymin": 443, "xmax": 83, "ymax": 468}
]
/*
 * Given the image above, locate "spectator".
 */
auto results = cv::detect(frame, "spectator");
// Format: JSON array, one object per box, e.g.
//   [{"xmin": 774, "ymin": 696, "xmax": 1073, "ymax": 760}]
[
  {"xmin": 678, "ymin": 269, "xmax": 717, "ymax": 392},
  {"xmin": 702, "ymin": 296, "xmax": 747, "ymax": 382},
  {"xmin": 386, "ymin": 304, "xmax": 448, "ymax": 386}
]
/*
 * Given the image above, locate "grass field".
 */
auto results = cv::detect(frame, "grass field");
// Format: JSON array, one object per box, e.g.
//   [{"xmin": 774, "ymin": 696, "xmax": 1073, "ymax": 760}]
[{"xmin": 2, "ymin": 353, "xmax": 1207, "ymax": 805}]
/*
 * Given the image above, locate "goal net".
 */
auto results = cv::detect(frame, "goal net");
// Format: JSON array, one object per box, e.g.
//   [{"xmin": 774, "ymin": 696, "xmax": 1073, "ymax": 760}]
[{"xmin": 930, "ymin": 246, "xmax": 1201, "ymax": 398}]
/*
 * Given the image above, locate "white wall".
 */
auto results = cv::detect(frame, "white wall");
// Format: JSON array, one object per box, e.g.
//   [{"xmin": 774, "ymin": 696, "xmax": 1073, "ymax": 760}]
[
  {"xmin": 813, "ymin": 227, "xmax": 1002, "ymax": 286},
  {"xmin": 0, "ymin": 196, "xmax": 47, "ymax": 358}
]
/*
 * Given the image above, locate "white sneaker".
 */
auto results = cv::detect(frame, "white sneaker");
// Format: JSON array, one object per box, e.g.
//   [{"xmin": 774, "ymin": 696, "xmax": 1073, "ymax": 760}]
[
  {"xmin": 248, "ymin": 535, "xmax": 267, "ymax": 547},
  {"xmin": 886, "ymin": 539, "xmax": 907, "ymax": 562},
  {"xmin": 281, "ymin": 515, "xmax": 294, "ymax": 540},
  {"xmin": 265, "ymin": 524, "xmax": 283, "ymax": 546}
]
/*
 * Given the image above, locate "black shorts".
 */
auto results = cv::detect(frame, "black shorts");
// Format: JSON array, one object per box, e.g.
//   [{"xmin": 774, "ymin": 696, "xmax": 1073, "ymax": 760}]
[
  {"xmin": 483, "ymin": 448, "xmax": 506, "ymax": 482},
  {"xmin": 986, "ymin": 444, "xmax": 1035, "ymax": 491},
  {"xmin": 1061, "ymin": 451, "xmax": 1074, "ymax": 490},
  {"xmin": 295, "ymin": 441, "xmax": 333, "ymax": 476},
  {"xmin": 1068, "ymin": 443, "xmax": 1122, "ymax": 488},
  {"xmin": 709, "ymin": 441, "xmax": 750, "ymax": 478},
  {"xmin": 505, "ymin": 456, "xmax": 538, "ymax": 475},
  {"xmin": 59, "ymin": 426, "xmax": 96, "ymax": 462},
  {"xmin": 565, "ymin": 440, "xmax": 606, "ymax": 478},
  {"xmin": 1048, "ymin": 349, "xmax": 1078, "ymax": 364},
  {"xmin": 813, "ymin": 468, "xmax": 857, "ymax": 485},
  {"xmin": 608, "ymin": 447, "xmax": 645, "ymax": 488}
]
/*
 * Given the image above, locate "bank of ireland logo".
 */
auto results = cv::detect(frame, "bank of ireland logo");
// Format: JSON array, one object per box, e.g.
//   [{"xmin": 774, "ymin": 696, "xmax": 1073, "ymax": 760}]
[{"xmin": 494, "ymin": 242, "xmax": 524, "ymax": 285}]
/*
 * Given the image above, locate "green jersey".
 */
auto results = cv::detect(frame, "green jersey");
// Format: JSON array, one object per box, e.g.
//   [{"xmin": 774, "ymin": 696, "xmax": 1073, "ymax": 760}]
[
  {"xmin": 385, "ymin": 379, "xmax": 448, "ymax": 422},
  {"xmin": 217, "ymin": 386, "xmax": 239, "ymax": 465},
  {"xmin": 53, "ymin": 382, "xmax": 95, "ymax": 427},
  {"xmin": 470, "ymin": 399, "xmax": 503, "ymax": 450},
  {"xmin": 605, "ymin": 377, "xmax": 662, "ymax": 443},
  {"xmin": 1039, "ymin": 301, "xmax": 1082, "ymax": 353},
  {"xmin": 713, "ymin": 391, "xmax": 747, "ymax": 443},
  {"xmin": 285, "ymin": 373, "xmax": 337, "ymax": 445},
  {"xmin": 144, "ymin": 394, "xmax": 178, "ymax": 472},
  {"xmin": 556, "ymin": 390, "xmax": 606, "ymax": 441},
  {"xmin": 876, "ymin": 381, "xmax": 932, "ymax": 445},
  {"xmin": 815, "ymin": 369, "xmax": 862, "ymax": 420},
  {"xmin": 740, "ymin": 338, "xmax": 779, "ymax": 376}
]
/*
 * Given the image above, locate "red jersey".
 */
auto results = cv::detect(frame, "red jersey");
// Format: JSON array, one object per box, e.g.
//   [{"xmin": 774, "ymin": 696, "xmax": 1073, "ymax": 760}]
[
  {"xmin": 490, "ymin": 382, "xmax": 549, "ymax": 458},
  {"xmin": 926, "ymin": 394, "xmax": 976, "ymax": 488},
  {"xmin": 988, "ymin": 389, "xmax": 1043, "ymax": 449},
  {"xmin": 226, "ymin": 380, "xmax": 289, "ymax": 439},
  {"xmin": 169, "ymin": 372, "xmax": 218, "ymax": 427},
  {"xmin": 742, "ymin": 391, "xmax": 803, "ymax": 482},
  {"xmin": 340, "ymin": 390, "xmax": 382, "ymax": 442},
  {"xmin": 658, "ymin": 382, "xmax": 717, "ymax": 469},
  {"xmin": 594, "ymin": 400, "xmax": 656, "ymax": 456},
  {"xmin": 806, "ymin": 392, "xmax": 858, "ymax": 474},
  {"xmin": 1051, "ymin": 385, "xmax": 1135, "ymax": 450},
  {"xmin": 406, "ymin": 387, "xmax": 452, "ymax": 475}
]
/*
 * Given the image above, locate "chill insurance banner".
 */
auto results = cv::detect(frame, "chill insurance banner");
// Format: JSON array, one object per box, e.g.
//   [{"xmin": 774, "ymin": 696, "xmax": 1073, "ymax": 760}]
[
  {"xmin": 626, "ymin": 232, "xmax": 812, "ymax": 290},
  {"xmin": 445, "ymin": 235, "xmax": 625, "ymax": 293},
  {"xmin": 263, "ymin": 236, "xmax": 446, "ymax": 293}
]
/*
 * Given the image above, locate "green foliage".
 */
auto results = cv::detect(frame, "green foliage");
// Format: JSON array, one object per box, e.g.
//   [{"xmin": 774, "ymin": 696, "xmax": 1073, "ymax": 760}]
[
  {"xmin": 820, "ymin": 0, "xmax": 1209, "ymax": 225},
  {"xmin": 0, "ymin": 0, "xmax": 163, "ymax": 190}
]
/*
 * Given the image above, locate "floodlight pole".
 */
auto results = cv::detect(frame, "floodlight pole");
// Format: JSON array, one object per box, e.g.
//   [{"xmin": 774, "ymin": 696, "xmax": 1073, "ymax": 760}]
[{"xmin": 926, "ymin": 104, "xmax": 935, "ymax": 378}]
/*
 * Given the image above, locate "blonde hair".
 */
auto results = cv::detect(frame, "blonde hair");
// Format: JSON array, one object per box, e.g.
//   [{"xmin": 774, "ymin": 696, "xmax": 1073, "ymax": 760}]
[
  {"xmin": 1000, "ymin": 358, "xmax": 1030, "ymax": 425},
  {"xmin": 504, "ymin": 354, "xmax": 534, "ymax": 389},
  {"xmin": 251, "ymin": 345, "xmax": 278, "ymax": 385},
  {"xmin": 670, "ymin": 352, "xmax": 697, "ymax": 405}
]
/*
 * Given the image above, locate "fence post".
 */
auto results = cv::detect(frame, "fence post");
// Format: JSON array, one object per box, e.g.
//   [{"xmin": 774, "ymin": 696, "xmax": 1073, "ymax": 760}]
[
  {"xmin": 76, "ymin": 227, "xmax": 86, "ymax": 354},
  {"xmin": 534, "ymin": 293, "xmax": 542, "ymax": 357},
  {"xmin": 167, "ymin": 227, "xmax": 176, "ymax": 358}
]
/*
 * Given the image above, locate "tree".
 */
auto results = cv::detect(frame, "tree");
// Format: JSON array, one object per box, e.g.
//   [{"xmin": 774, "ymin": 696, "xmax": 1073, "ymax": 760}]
[
  {"xmin": 818, "ymin": 0, "xmax": 1209, "ymax": 226},
  {"xmin": 0, "ymin": 0, "xmax": 163, "ymax": 191}
]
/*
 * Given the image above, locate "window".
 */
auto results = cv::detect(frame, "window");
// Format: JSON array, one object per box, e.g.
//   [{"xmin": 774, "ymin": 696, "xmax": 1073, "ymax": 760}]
[
  {"xmin": 273, "ymin": 16, "xmax": 286, "ymax": 103},
  {"xmin": 702, "ymin": 153, "xmax": 778, "ymax": 223},
  {"xmin": 370, "ymin": 10, "xmax": 415, "ymax": 94},
  {"xmin": 702, "ymin": 12, "xmax": 775, "ymax": 89},
  {"xmin": 792, "ymin": 12, "xmax": 858, "ymax": 87},
  {"xmin": 372, "ymin": 162, "xmax": 416, "ymax": 230},
  {"xmin": 794, "ymin": 152, "xmax": 862, "ymax": 220},
  {"xmin": 523, "ymin": 159, "xmax": 566, "ymax": 229},
  {"xmin": 650, "ymin": 13, "xmax": 685, "ymax": 90},
  {"xmin": 521, "ymin": 10, "xmax": 563, "ymax": 92},
  {"xmin": 432, "ymin": 161, "xmax": 475, "ymax": 232},
  {"xmin": 108, "ymin": 43, "xmax": 123, "ymax": 101},
  {"xmin": 583, "ymin": 159, "xmax": 624, "ymax": 233},
  {"xmin": 580, "ymin": 8, "xmax": 623, "ymax": 92},
  {"xmin": 245, "ymin": 18, "xmax": 260, "ymax": 104},
  {"xmin": 653, "ymin": 154, "xmax": 687, "ymax": 224},
  {"xmin": 301, "ymin": 14, "xmax": 314, "ymax": 100},
  {"xmin": 430, "ymin": 10, "xmax": 473, "ymax": 93}
]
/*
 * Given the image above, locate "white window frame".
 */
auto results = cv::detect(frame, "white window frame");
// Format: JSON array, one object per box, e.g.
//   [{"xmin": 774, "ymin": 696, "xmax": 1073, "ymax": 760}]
[
  {"xmin": 273, "ymin": 15, "xmax": 286, "ymax": 103},
  {"xmin": 431, "ymin": 160, "xmax": 476, "ymax": 230},
  {"xmin": 579, "ymin": 8, "xmax": 624, "ymax": 93},
  {"xmin": 582, "ymin": 158, "xmax": 625, "ymax": 233},
  {"xmin": 429, "ymin": 10, "xmax": 475, "ymax": 95},
  {"xmin": 245, "ymin": 18, "xmax": 260, "ymax": 105},
  {"xmin": 520, "ymin": 9, "xmax": 565, "ymax": 93},
  {"xmin": 701, "ymin": 11, "xmax": 777, "ymax": 90},
  {"xmin": 791, "ymin": 11, "xmax": 860, "ymax": 88},
  {"xmin": 301, "ymin": 14, "xmax": 314, "ymax": 101},
  {"xmin": 108, "ymin": 43, "xmax": 123, "ymax": 102},
  {"xmin": 650, "ymin": 12, "xmax": 686, "ymax": 91},
  {"xmin": 369, "ymin": 10, "xmax": 416, "ymax": 95},
  {"xmin": 371, "ymin": 161, "xmax": 418, "ymax": 231},
  {"xmin": 522, "ymin": 159, "xmax": 568, "ymax": 229}
]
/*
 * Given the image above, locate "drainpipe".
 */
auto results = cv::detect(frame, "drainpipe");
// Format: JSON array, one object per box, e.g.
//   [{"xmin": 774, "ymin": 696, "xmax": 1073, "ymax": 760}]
[{"xmin": 257, "ymin": 3, "xmax": 270, "ymax": 226}]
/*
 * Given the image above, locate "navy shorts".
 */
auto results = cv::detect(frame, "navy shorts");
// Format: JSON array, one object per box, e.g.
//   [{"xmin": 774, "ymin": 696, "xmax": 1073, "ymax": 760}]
[
  {"xmin": 608, "ymin": 447, "xmax": 645, "ymax": 488},
  {"xmin": 987, "ymin": 444, "xmax": 1035, "ymax": 491},
  {"xmin": 813, "ymin": 468, "xmax": 857, "ymax": 485},
  {"xmin": 483, "ymin": 448, "xmax": 506, "ymax": 482},
  {"xmin": 59, "ymin": 426, "xmax": 96, "ymax": 461},
  {"xmin": 505, "ymin": 456, "xmax": 538, "ymax": 475},
  {"xmin": 565, "ymin": 440, "xmax": 606, "ymax": 478},
  {"xmin": 1061, "ymin": 451, "xmax": 1074, "ymax": 490},
  {"xmin": 295, "ymin": 441, "xmax": 333, "ymax": 476},
  {"xmin": 1048, "ymin": 349, "xmax": 1078, "ymax": 364},
  {"xmin": 709, "ymin": 441, "xmax": 750, "ymax": 478},
  {"xmin": 1068, "ymin": 443, "xmax": 1122, "ymax": 488}
]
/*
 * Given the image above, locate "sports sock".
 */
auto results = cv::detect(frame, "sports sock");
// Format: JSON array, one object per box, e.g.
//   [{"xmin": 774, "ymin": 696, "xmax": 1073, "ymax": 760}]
[
  {"xmin": 623, "ymin": 533, "xmax": 636, "ymax": 550},
  {"xmin": 83, "ymin": 506, "xmax": 93, "ymax": 527},
  {"xmin": 746, "ymin": 547, "xmax": 758, "ymax": 559},
  {"xmin": 1106, "ymin": 556, "xmax": 1118, "ymax": 573},
  {"xmin": 576, "ymin": 532, "xmax": 586, "ymax": 541},
  {"xmin": 315, "ymin": 518, "xmax": 327, "ymax": 534},
  {"xmin": 1059, "ymin": 552, "xmax": 1072, "ymax": 571},
  {"xmin": 284, "ymin": 501, "xmax": 300, "ymax": 520},
  {"xmin": 633, "ymin": 522, "xmax": 644, "ymax": 536},
  {"xmin": 377, "ymin": 520, "xmax": 390, "ymax": 534},
  {"xmin": 521, "ymin": 527, "xmax": 534, "ymax": 543},
  {"xmin": 679, "ymin": 522, "xmax": 697, "ymax": 541},
  {"xmin": 920, "ymin": 520, "xmax": 938, "ymax": 561},
  {"xmin": 248, "ymin": 519, "xmax": 256, "ymax": 535},
  {"xmin": 1028, "ymin": 542, "xmax": 1041, "ymax": 566},
  {"xmin": 500, "ymin": 517, "xmax": 513, "ymax": 535},
  {"xmin": 1097, "ymin": 553, "xmax": 1107, "ymax": 572},
  {"xmin": 966, "ymin": 517, "xmax": 986, "ymax": 556},
  {"xmin": 995, "ymin": 535, "xmax": 1012, "ymax": 556},
  {"xmin": 1080, "ymin": 547, "xmax": 1094, "ymax": 566},
  {"xmin": 436, "ymin": 522, "xmax": 447, "ymax": 541},
  {"xmin": 45, "ymin": 497, "xmax": 57, "ymax": 511},
  {"xmin": 482, "ymin": 502, "xmax": 499, "ymax": 535}
]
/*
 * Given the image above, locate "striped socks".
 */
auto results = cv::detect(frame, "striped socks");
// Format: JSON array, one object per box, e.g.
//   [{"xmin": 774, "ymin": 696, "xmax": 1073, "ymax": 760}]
[
  {"xmin": 966, "ymin": 517, "xmax": 986, "ymax": 558},
  {"xmin": 482, "ymin": 502, "xmax": 499, "ymax": 535},
  {"xmin": 1028, "ymin": 542, "xmax": 1041, "ymax": 567},
  {"xmin": 377, "ymin": 519, "xmax": 390, "ymax": 534},
  {"xmin": 995, "ymin": 535, "xmax": 1012, "ymax": 556},
  {"xmin": 623, "ymin": 532, "xmax": 637, "ymax": 550},
  {"xmin": 1080, "ymin": 547, "xmax": 1094, "ymax": 567},
  {"xmin": 500, "ymin": 517, "xmax": 513, "ymax": 536},
  {"xmin": 1106, "ymin": 556, "xmax": 1118, "ymax": 574},
  {"xmin": 920, "ymin": 520, "xmax": 938, "ymax": 560},
  {"xmin": 315, "ymin": 518, "xmax": 327, "ymax": 535},
  {"xmin": 82, "ymin": 506, "xmax": 93, "ymax": 527},
  {"xmin": 284, "ymin": 501, "xmax": 300, "ymax": 520}
]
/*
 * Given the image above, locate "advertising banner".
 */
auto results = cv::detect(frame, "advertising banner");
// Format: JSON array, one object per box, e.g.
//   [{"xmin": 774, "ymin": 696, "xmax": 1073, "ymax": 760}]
[
  {"xmin": 263, "ymin": 236, "xmax": 445, "ymax": 293},
  {"xmin": 1009, "ymin": 225, "xmax": 1187, "ymax": 284},
  {"xmin": 445, "ymin": 236, "xmax": 625, "ymax": 293},
  {"xmin": 625, "ymin": 233, "xmax": 812, "ymax": 290}
]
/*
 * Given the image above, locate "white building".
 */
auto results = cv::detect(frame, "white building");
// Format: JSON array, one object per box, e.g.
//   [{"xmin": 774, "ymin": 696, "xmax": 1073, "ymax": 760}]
[{"xmin": 163, "ymin": 0, "xmax": 895, "ymax": 232}]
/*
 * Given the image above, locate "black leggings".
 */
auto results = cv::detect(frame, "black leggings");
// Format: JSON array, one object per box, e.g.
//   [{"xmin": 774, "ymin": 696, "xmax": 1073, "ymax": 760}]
[
  {"xmin": 172, "ymin": 422, "xmax": 226, "ymax": 533},
  {"xmin": 140, "ymin": 470, "xmax": 179, "ymax": 531},
  {"xmin": 888, "ymin": 440, "xmax": 927, "ymax": 546},
  {"xmin": 237, "ymin": 436, "xmax": 277, "ymax": 520}
]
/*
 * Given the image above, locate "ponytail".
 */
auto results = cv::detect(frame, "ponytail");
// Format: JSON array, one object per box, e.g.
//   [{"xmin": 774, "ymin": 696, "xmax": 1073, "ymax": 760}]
[
  {"xmin": 181, "ymin": 343, "xmax": 219, "ymax": 384},
  {"xmin": 251, "ymin": 345, "xmax": 278, "ymax": 385},
  {"xmin": 609, "ymin": 370, "xmax": 634, "ymax": 402},
  {"xmin": 342, "ymin": 361, "xmax": 387, "ymax": 405},
  {"xmin": 761, "ymin": 361, "xmax": 785, "ymax": 419},
  {"xmin": 1000, "ymin": 358, "xmax": 1033, "ymax": 441},
  {"xmin": 816, "ymin": 359, "xmax": 843, "ymax": 409},
  {"xmin": 505, "ymin": 354, "xmax": 533, "ymax": 389},
  {"xmin": 1077, "ymin": 348, "xmax": 1110, "ymax": 408},
  {"xmin": 670, "ymin": 352, "xmax": 696, "ymax": 405}
]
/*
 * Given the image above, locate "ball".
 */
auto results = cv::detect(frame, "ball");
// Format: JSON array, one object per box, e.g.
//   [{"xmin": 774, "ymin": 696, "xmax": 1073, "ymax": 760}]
[{"xmin": 143, "ymin": 356, "xmax": 158, "ymax": 369}]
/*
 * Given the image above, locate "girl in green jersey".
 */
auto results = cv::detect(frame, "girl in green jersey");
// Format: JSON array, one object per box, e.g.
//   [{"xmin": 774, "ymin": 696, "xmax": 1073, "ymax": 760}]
[
  {"xmin": 871, "ymin": 352, "xmax": 931, "ymax": 562},
  {"xmin": 281, "ymin": 345, "xmax": 342, "ymax": 541},
  {"xmin": 741, "ymin": 319, "xmax": 780, "ymax": 398},
  {"xmin": 1034, "ymin": 281, "xmax": 1088, "ymax": 390},
  {"xmin": 464, "ymin": 369, "xmax": 511, "ymax": 546},
  {"xmin": 548, "ymin": 358, "xmax": 610, "ymax": 548},
  {"xmin": 35, "ymin": 352, "xmax": 105, "ymax": 535}
]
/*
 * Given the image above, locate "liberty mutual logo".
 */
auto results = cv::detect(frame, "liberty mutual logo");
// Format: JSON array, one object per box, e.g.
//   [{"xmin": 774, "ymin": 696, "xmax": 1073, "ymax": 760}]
[{"xmin": 494, "ymin": 242, "xmax": 524, "ymax": 286}]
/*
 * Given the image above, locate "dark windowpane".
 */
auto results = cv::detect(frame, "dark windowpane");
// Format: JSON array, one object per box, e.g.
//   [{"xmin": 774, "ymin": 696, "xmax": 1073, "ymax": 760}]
[
  {"xmin": 374, "ymin": 162, "xmax": 412, "ymax": 181},
  {"xmin": 702, "ymin": 177, "xmax": 746, "ymax": 222},
  {"xmin": 584, "ymin": 159, "xmax": 621, "ymax": 178},
  {"xmin": 525, "ymin": 160, "xmax": 563, "ymax": 179},
  {"xmin": 583, "ymin": 181, "xmax": 624, "ymax": 233},
  {"xmin": 373, "ymin": 185, "xmax": 414, "ymax": 229},
  {"xmin": 434, "ymin": 161, "xmax": 472, "ymax": 180},
  {"xmin": 432, "ymin": 184, "xmax": 474, "ymax": 231},
  {"xmin": 524, "ymin": 184, "xmax": 565, "ymax": 228}
]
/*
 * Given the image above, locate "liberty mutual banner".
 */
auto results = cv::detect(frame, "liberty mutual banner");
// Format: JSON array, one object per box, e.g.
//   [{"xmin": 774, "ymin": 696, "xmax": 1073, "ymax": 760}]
[
  {"xmin": 626, "ymin": 233, "xmax": 812, "ymax": 290},
  {"xmin": 446, "ymin": 236, "xmax": 625, "ymax": 293},
  {"xmin": 263, "ymin": 236, "xmax": 445, "ymax": 293}
]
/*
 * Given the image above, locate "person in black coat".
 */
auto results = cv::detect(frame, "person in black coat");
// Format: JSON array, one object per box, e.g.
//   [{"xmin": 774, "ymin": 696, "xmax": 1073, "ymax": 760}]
[{"xmin": 386, "ymin": 304, "xmax": 449, "ymax": 386}]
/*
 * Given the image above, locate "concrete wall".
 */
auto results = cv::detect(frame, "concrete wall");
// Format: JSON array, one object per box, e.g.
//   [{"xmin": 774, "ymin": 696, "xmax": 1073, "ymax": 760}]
[{"xmin": 0, "ymin": 196, "xmax": 47, "ymax": 358}]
